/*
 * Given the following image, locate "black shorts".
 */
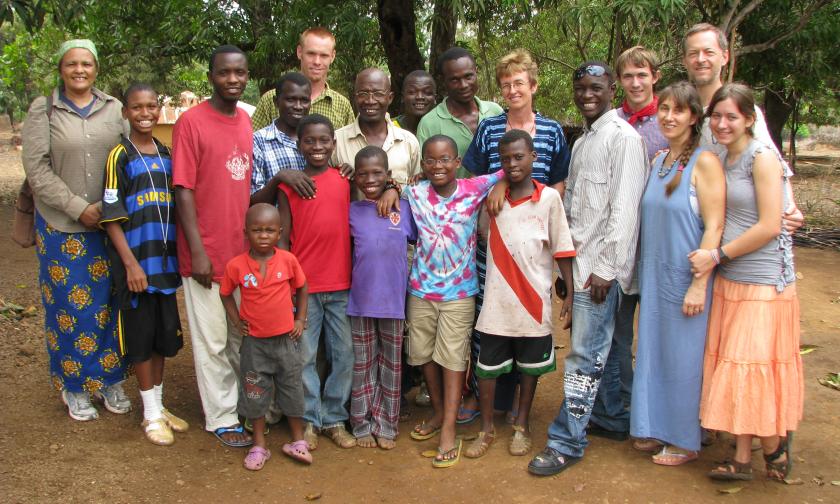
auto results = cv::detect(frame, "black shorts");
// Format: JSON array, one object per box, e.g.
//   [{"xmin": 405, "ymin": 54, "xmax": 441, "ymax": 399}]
[
  {"xmin": 475, "ymin": 332, "xmax": 556, "ymax": 379},
  {"xmin": 118, "ymin": 292, "xmax": 183, "ymax": 364}
]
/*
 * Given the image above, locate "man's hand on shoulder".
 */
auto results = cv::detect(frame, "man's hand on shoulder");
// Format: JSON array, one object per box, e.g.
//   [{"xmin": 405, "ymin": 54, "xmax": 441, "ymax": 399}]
[{"xmin": 275, "ymin": 170, "xmax": 316, "ymax": 199}]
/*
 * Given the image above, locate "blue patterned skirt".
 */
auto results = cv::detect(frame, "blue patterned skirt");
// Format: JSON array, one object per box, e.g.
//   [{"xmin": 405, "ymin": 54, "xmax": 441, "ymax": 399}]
[{"xmin": 35, "ymin": 213, "xmax": 126, "ymax": 393}]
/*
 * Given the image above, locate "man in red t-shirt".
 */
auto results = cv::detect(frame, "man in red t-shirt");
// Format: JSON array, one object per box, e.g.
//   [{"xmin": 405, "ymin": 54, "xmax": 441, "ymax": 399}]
[{"xmin": 173, "ymin": 45, "xmax": 253, "ymax": 448}]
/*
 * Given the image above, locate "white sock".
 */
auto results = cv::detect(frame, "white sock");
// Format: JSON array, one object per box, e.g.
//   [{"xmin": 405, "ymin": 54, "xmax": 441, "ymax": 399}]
[
  {"xmin": 141, "ymin": 388, "xmax": 162, "ymax": 422},
  {"xmin": 154, "ymin": 383, "xmax": 164, "ymax": 410}
]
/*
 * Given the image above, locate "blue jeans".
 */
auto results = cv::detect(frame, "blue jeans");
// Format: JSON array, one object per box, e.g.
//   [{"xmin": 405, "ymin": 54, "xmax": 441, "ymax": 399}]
[
  {"xmin": 591, "ymin": 293, "xmax": 637, "ymax": 429},
  {"xmin": 546, "ymin": 284, "xmax": 624, "ymax": 458},
  {"xmin": 300, "ymin": 290, "xmax": 352, "ymax": 429}
]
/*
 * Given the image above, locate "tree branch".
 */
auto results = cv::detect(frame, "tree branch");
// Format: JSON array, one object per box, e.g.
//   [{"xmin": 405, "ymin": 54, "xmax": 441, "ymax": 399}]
[
  {"xmin": 729, "ymin": 0, "xmax": 765, "ymax": 32},
  {"xmin": 736, "ymin": 0, "xmax": 832, "ymax": 55},
  {"xmin": 693, "ymin": 0, "xmax": 710, "ymax": 21},
  {"xmin": 533, "ymin": 52, "xmax": 577, "ymax": 71},
  {"xmin": 720, "ymin": 0, "xmax": 743, "ymax": 33}
]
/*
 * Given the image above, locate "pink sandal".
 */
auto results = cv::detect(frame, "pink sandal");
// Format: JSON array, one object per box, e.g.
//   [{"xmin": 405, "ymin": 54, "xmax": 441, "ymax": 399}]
[
  {"xmin": 283, "ymin": 440, "xmax": 313, "ymax": 464},
  {"xmin": 243, "ymin": 446, "xmax": 271, "ymax": 470}
]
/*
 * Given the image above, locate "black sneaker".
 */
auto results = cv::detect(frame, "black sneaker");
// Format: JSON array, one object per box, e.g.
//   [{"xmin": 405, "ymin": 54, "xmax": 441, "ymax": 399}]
[{"xmin": 528, "ymin": 447, "xmax": 581, "ymax": 476}]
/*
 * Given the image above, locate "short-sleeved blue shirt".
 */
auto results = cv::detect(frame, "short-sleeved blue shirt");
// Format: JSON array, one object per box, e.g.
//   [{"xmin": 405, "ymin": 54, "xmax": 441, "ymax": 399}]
[{"xmin": 461, "ymin": 112, "xmax": 570, "ymax": 185}]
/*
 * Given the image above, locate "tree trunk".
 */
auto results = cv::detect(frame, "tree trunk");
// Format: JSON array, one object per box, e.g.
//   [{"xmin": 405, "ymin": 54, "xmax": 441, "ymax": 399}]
[
  {"xmin": 763, "ymin": 85, "xmax": 794, "ymax": 153},
  {"xmin": 377, "ymin": 0, "xmax": 426, "ymax": 114},
  {"xmin": 428, "ymin": 0, "xmax": 457, "ymax": 98}
]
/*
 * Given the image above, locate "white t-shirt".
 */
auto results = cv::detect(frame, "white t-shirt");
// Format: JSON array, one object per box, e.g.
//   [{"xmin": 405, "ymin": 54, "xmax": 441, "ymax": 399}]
[{"xmin": 476, "ymin": 182, "xmax": 575, "ymax": 337}]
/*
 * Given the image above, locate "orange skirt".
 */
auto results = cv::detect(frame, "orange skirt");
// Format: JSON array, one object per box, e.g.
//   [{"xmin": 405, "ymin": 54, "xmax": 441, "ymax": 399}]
[{"xmin": 699, "ymin": 276, "xmax": 803, "ymax": 436}]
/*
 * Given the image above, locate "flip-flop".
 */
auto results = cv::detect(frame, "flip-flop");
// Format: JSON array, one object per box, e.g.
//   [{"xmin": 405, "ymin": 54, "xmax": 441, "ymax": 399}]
[
  {"xmin": 456, "ymin": 406, "xmax": 480, "ymax": 425},
  {"xmin": 243, "ymin": 446, "xmax": 271, "ymax": 470},
  {"xmin": 213, "ymin": 425, "xmax": 254, "ymax": 448},
  {"xmin": 282, "ymin": 440, "xmax": 313, "ymax": 464},
  {"xmin": 410, "ymin": 421, "xmax": 441, "ymax": 441},
  {"xmin": 243, "ymin": 418, "xmax": 269, "ymax": 435},
  {"xmin": 652, "ymin": 445, "xmax": 699, "ymax": 466},
  {"xmin": 432, "ymin": 439, "xmax": 463, "ymax": 468}
]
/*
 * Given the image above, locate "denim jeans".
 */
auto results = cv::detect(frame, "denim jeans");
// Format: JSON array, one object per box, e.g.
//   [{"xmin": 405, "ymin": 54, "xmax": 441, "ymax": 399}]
[
  {"xmin": 300, "ymin": 290, "xmax": 353, "ymax": 429},
  {"xmin": 591, "ymin": 293, "xmax": 637, "ymax": 429},
  {"xmin": 546, "ymin": 283, "xmax": 623, "ymax": 458}
]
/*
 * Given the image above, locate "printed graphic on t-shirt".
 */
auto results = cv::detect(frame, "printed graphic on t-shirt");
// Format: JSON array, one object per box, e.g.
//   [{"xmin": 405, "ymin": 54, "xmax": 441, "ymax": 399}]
[
  {"xmin": 227, "ymin": 145, "xmax": 249, "ymax": 181},
  {"xmin": 389, "ymin": 211, "xmax": 401, "ymax": 226},
  {"xmin": 243, "ymin": 273, "xmax": 258, "ymax": 288}
]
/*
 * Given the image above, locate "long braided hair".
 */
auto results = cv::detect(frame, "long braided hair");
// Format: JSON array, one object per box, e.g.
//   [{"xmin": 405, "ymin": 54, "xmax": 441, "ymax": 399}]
[{"xmin": 659, "ymin": 82, "xmax": 703, "ymax": 197}]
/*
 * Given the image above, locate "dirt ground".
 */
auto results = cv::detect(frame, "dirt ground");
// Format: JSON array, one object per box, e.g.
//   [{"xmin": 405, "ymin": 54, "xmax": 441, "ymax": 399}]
[{"xmin": 1, "ymin": 131, "xmax": 839, "ymax": 504}]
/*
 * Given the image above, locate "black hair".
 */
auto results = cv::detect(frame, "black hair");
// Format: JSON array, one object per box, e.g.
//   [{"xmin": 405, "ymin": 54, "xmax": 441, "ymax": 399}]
[
  {"xmin": 422, "ymin": 134, "xmax": 458, "ymax": 158},
  {"xmin": 405, "ymin": 69, "xmax": 434, "ymax": 84},
  {"xmin": 208, "ymin": 45, "xmax": 247, "ymax": 72},
  {"xmin": 274, "ymin": 72, "xmax": 311, "ymax": 97},
  {"xmin": 355, "ymin": 145, "xmax": 389, "ymax": 170},
  {"xmin": 436, "ymin": 47, "xmax": 476, "ymax": 76},
  {"xmin": 499, "ymin": 129, "xmax": 534, "ymax": 152},
  {"xmin": 296, "ymin": 113, "xmax": 334, "ymax": 139},
  {"xmin": 572, "ymin": 60, "xmax": 615, "ymax": 84},
  {"xmin": 123, "ymin": 82, "xmax": 157, "ymax": 104}
]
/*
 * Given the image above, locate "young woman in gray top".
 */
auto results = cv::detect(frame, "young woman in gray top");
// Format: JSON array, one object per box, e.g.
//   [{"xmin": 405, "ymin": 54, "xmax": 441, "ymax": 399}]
[
  {"xmin": 688, "ymin": 83, "xmax": 802, "ymax": 483},
  {"xmin": 22, "ymin": 39, "xmax": 131, "ymax": 421}
]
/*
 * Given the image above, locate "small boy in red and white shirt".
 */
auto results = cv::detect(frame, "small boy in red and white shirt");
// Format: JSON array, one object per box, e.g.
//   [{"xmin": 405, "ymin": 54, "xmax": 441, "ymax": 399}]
[{"xmin": 220, "ymin": 203, "xmax": 310, "ymax": 470}]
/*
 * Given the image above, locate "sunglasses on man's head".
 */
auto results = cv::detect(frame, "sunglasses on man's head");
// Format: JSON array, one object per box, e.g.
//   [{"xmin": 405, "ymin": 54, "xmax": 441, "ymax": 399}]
[{"xmin": 573, "ymin": 65, "xmax": 607, "ymax": 81}]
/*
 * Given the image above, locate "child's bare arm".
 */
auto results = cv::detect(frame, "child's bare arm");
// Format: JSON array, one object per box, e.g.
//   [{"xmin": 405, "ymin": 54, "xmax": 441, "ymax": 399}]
[
  {"xmin": 276, "ymin": 190, "xmax": 292, "ymax": 251},
  {"xmin": 555, "ymin": 257, "xmax": 574, "ymax": 330},
  {"xmin": 220, "ymin": 293, "xmax": 248, "ymax": 337},
  {"xmin": 104, "ymin": 221, "xmax": 148, "ymax": 293},
  {"xmin": 290, "ymin": 282, "xmax": 309, "ymax": 341}
]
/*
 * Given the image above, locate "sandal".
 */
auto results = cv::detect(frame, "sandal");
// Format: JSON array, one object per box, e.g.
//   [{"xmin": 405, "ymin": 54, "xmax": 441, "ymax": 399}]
[
  {"xmin": 432, "ymin": 439, "xmax": 462, "ymax": 468},
  {"xmin": 243, "ymin": 418, "xmax": 269, "ymax": 435},
  {"xmin": 243, "ymin": 446, "xmax": 271, "ymax": 471},
  {"xmin": 213, "ymin": 425, "xmax": 253, "ymax": 448},
  {"xmin": 633, "ymin": 438, "xmax": 664, "ymax": 453},
  {"xmin": 465, "ymin": 431, "xmax": 495, "ymax": 458},
  {"xmin": 324, "ymin": 425, "xmax": 356, "ymax": 448},
  {"xmin": 708, "ymin": 459, "xmax": 754, "ymax": 481},
  {"xmin": 509, "ymin": 425, "xmax": 532, "ymax": 456},
  {"xmin": 456, "ymin": 406, "xmax": 480, "ymax": 425},
  {"xmin": 282, "ymin": 440, "xmax": 313, "ymax": 464},
  {"xmin": 652, "ymin": 445, "xmax": 699, "ymax": 466},
  {"xmin": 410, "ymin": 421, "xmax": 441, "ymax": 441},
  {"xmin": 764, "ymin": 433, "xmax": 793, "ymax": 482},
  {"xmin": 142, "ymin": 417, "xmax": 174, "ymax": 446}
]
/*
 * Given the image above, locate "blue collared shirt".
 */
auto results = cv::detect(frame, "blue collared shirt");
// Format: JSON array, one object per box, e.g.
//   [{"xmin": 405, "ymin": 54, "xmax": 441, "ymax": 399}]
[{"xmin": 251, "ymin": 122, "xmax": 305, "ymax": 194}]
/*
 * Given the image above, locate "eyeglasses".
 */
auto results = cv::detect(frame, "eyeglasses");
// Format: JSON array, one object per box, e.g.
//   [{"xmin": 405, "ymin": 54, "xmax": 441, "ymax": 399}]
[
  {"xmin": 421, "ymin": 157, "xmax": 455, "ymax": 168},
  {"xmin": 354, "ymin": 90, "xmax": 388, "ymax": 100},
  {"xmin": 573, "ymin": 64, "xmax": 607, "ymax": 81}
]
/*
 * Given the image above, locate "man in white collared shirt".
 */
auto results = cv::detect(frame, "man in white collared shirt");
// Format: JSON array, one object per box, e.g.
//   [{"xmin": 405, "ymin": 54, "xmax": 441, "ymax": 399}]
[{"xmin": 529, "ymin": 61, "xmax": 648, "ymax": 477}]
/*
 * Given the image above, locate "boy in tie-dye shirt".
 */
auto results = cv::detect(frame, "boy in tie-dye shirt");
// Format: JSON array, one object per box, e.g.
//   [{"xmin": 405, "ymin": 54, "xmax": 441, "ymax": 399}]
[{"xmin": 405, "ymin": 134, "xmax": 502, "ymax": 468}]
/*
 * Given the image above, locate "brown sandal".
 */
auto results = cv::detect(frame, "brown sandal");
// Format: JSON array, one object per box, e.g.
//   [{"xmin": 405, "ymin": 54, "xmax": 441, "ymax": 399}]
[
  {"xmin": 464, "ymin": 431, "xmax": 495, "ymax": 458},
  {"xmin": 764, "ymin": 434, "xmax": 793, "ymax": 482},
  {"xmin": 509, "ymin": 425, "xmax": 532, "ymax": 456},
  {"xmin": 708, "ymin": 459, "xmax": 754, "ymax": 481}
]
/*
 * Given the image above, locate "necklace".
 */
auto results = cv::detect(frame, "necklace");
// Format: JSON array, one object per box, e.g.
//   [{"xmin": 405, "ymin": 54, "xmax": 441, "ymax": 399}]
[
  {"xmin": 658, "ymin": 149, "xmax": 684, "ymax": 178},
  {"xmin": 126, "ymin": 138, "xmax": 171, "ymax": 263},
  {"xmin": 506, "ymin": 114, "xmax": 536, "ymax": 136}
]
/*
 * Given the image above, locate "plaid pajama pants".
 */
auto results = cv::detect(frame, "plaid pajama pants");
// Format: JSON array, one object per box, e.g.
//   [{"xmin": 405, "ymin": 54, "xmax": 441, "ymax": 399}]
[{"xmin": 349, "ymin": 316, "xmax": 404, "ymax": 440}]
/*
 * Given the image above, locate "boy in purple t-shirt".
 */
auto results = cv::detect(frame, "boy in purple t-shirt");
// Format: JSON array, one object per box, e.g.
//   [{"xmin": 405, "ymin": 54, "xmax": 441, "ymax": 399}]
[{"xmin": 348, "ymin": 146, "xmax": 417, "ymax": 450}]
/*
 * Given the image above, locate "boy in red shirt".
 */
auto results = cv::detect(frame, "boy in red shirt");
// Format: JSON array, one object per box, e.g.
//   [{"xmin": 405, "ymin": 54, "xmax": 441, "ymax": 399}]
[
  {"xmin": 277, "ymin": 114, "xmax": 355, "ymax": 449},
  {"xmin": 220, "ymin": 203, "xmax": 310, "ymax": 470}
]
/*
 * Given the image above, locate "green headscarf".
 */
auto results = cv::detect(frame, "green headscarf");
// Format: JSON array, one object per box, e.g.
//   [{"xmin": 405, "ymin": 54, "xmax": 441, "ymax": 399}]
[{"xmin": 55, "ymin": 39, "xmax": 99, "ymax": 66}]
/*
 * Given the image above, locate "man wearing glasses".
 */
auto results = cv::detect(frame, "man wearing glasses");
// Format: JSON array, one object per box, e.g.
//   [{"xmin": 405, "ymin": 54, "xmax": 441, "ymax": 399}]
[
  {"xmin": 529, "ymin": 62, "xmax": 648, "ymax": 476},
  {"xmin": 332, "ymin": 68, "xmax": 421, "ymax": 186}
]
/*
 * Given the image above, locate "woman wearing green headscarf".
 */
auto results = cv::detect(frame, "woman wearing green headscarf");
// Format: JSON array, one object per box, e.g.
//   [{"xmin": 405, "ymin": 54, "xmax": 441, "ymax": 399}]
[{"xmin": 22, "ymin": 39, "xmax": 131, "ymax": 421}]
